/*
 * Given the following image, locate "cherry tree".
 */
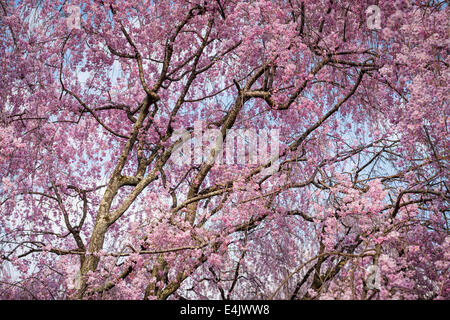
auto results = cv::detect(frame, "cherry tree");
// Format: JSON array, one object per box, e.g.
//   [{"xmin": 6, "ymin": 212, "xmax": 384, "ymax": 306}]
[{"xmin": 0, "ymin": 0, "xmax": 448, "ymax": 300}]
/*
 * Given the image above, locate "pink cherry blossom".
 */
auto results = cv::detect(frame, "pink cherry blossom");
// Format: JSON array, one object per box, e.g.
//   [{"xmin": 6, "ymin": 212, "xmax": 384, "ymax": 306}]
[{"xmin": 0, "ymin": 0, "xmax": 448, "ymax": 300}]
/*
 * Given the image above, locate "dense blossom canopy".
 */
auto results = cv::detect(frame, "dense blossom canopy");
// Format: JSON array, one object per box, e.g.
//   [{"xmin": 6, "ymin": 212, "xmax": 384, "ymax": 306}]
[{"xmin": 0, "ymin": 0, "xmax": 448, "ymax": 300}]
